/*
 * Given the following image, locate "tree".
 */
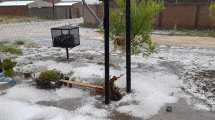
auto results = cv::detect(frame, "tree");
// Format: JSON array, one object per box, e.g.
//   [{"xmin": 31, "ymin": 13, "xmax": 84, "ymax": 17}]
[
  {"xmin": 209, "ymin": 3, "xmax": 215, "ymax": 21},
  {"xmin": 110, "ymin": 0, "xmax": 164, "ymax": 54}
]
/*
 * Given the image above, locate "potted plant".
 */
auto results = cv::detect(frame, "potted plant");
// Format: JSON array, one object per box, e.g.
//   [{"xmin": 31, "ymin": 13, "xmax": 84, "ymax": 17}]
[
  {"xmin": 110, "ymin": 0, "xmax": 164, "ymax": 55},
  {"xmin": 36, "ymin": 70, "xmax": 63, "ymax": 89}
]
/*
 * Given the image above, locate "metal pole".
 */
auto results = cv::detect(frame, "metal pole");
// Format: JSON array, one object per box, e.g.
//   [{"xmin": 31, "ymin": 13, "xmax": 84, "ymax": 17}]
[
  {"xmin": 104, "ymin": 0, "xmax": 110, "ymax": 104},
  {"xmin": 66, "ymin": 48, "xmax": 69, "ymax": 60},
  {"xmin": 126, "ymin": 0, "xmax": 131, "ymax": 93},
  {"xmin": 52, "ymin": 0, "xmax": 55, "ymax": 19}
]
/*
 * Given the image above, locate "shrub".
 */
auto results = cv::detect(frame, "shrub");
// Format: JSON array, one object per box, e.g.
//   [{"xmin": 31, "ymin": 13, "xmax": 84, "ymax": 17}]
[
  {"xmin": 38, "ymin": 70, "xmax": 61, "ymax": 81},
  {"xmin": 2, "ymin": 59, "xmax": 16, "ymax": 70},
  {"xmin": 36, "ymin": 70, "xmax": 63, "ymax": 89},
  {"xmin": 0, "ymin": 44, "xmax": 22, "ymax": 55},
  {"xmin": 4, "ymin": 69, "xmax": 14, "ymax": 77},
  {"xmin": 110, "ymin": 0, "xmax": 164, "ymax": 54},
  {"xmin": 14, "ymin": 40, "xmax": 25, "ymax": 45},
  {"xmin": 1, "ymin": 59, "xmax": 16, "ymax": 77},
  {"xmin": 0, "ymin": 41, "xmax": 9, "ymax": 44},
  {"xmin": 209, "ymin": 3, "xmax": 215, "ymax": 20}
]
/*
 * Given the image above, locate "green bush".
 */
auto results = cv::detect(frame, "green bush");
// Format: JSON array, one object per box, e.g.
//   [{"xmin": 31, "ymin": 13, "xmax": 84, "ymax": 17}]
[
  {"xmin": 110, "ymin": 0, "xmax": 164, "ymax": 54},
  {"xmin": 209, "ymin": 3, "xmax": 215, "ymax": 20},
  {"xmin": 36, "ymin": 70, "xmax": 63, "ymax": 89},
  {"xmin": 0, "ymin": 44, "xmax": 22, "ymax": 55},
  {"xmin": 14, "ymin": 40, "xmax": 25, "ymax": 45},
  {"xmin": 4, "ymin": 69, "xmax": 14, "ymax": 77},
  {"xmin": 39, "ymin": 70, "xmax": 61, "ymax": 81},
  {"xmin": 2, "ymin": 59, "xmax": 16, "ymax": 70},
  {"xmin": 0, "ymin": 59, "xmax": 16, "ymax": 77},
  {"xmin": 0, "ymin": 41, "xmax": 9, "ymax": 44}
]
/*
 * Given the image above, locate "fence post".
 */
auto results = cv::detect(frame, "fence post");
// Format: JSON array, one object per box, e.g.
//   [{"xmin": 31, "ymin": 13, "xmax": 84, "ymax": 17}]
[
  {"xmin": 158, "ymin": 12, "xmax": 163, "ymax": 29},
  {"xmin": 195, "ymin": 4, "xmax": 200, "ymax": 29}
]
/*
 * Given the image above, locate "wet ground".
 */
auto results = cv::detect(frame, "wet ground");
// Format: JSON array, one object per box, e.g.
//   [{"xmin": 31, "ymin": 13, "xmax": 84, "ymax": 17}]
[
  {"xmin": 1, "ymin": 45, "xmax": 215, "ymax": 120},
  {"xmin": 1, "ymin": 19, "xmax": 215, "ymax": 120},
  {"xmin": 150, "ymin": 99, "xmax": 215, "ymax": 120}
]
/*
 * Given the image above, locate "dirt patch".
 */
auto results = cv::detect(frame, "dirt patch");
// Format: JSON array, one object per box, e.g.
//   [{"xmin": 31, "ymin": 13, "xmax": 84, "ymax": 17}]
[{"xmin": 152, "ymin": 35, "xmax": 215, "ymax": 48}]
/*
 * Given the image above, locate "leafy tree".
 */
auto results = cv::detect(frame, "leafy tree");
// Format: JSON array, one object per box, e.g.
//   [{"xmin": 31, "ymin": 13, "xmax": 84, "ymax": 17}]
[
  {"xmin": 209, "ymin": 3, "xmax": 215, "ymax": 21},
  {"xmin": 110, "ymin": 0, "xmax": 164, "ymax": 54}
]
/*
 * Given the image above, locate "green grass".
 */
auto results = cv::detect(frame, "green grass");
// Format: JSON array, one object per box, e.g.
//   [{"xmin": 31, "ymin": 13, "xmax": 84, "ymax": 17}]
[{"xmin": 0, "ymin": 44, "xmax": 22, "ymax": 55}]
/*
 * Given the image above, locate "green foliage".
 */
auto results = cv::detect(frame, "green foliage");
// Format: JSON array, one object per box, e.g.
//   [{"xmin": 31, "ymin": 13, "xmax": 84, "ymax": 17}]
[
  {"xmin": 0, "ymin": 44, "xmax": 22, "ymax": 55},
  {"xmin": 209, "ymin": 3, "xmax": 215, "ymax": 20},
  {"xmin": 14, "ymin": 40, "xmax": 25, "ymax": 45},
  {"xmin": 0, "ymin": 41, "xmax": 9, "ymax": 44},
  {"xmin": 1, "ymin": 59, "xmax": 16, "ymax": 77},
  {"xmin": 39, "ymin": 70, "xmax": 61, "ymax": 81},
  {"xmin": 110, "ymin": 0, "xmax": 125, "ymax": 36},
  {"xmin": 2, "ymin": 59, "xmax": 16, "ymax": 70},
  {"xmin": 4, "ymin": 69, "xmax": 14, "ymax": 77},
  {"xmin": 110, "ymin": 0, "xmax": 164, "ymax": 54}
]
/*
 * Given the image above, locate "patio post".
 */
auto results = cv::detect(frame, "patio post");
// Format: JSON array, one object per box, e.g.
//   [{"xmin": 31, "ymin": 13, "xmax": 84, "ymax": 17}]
[
  {"xmin": 104, "ymin": 0, "xmax": 110, "ymax": 104},
  {"xmin": 126, "ymin": 0, "xmax": 131, "ymax": 93}
]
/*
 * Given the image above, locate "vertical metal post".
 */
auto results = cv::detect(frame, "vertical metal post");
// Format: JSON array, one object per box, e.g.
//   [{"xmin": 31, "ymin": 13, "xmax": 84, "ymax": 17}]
[
  {"xmin": 104, "ymin": 0, "xmax": 110, "ymax": 104},
  {"xmin": 52, "ymin": 0, "xmax": 55, "ymax": 19},
  {"xmin": 126, "ymin": 0, "xmax": 131, "ymax": 93},
  {"xmin": 66, "ymin": 48, "xmax": 69, "ymax": 60}
]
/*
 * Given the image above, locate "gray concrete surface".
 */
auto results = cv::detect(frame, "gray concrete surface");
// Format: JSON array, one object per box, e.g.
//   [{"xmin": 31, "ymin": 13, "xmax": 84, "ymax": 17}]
[{"xmin": 150, "ymin": 99, "xmax": 215, "ymax": 120}]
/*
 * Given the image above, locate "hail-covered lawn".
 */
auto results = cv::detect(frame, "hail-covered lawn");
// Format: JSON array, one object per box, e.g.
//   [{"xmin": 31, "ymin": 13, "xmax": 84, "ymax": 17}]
[
  {"xmin": 0, "ymin": 20, "xmax": 215, "ymax": 119},
  {"xmin": 1, "ymin": 43, "xmax": 215, "ymax": 120}
]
